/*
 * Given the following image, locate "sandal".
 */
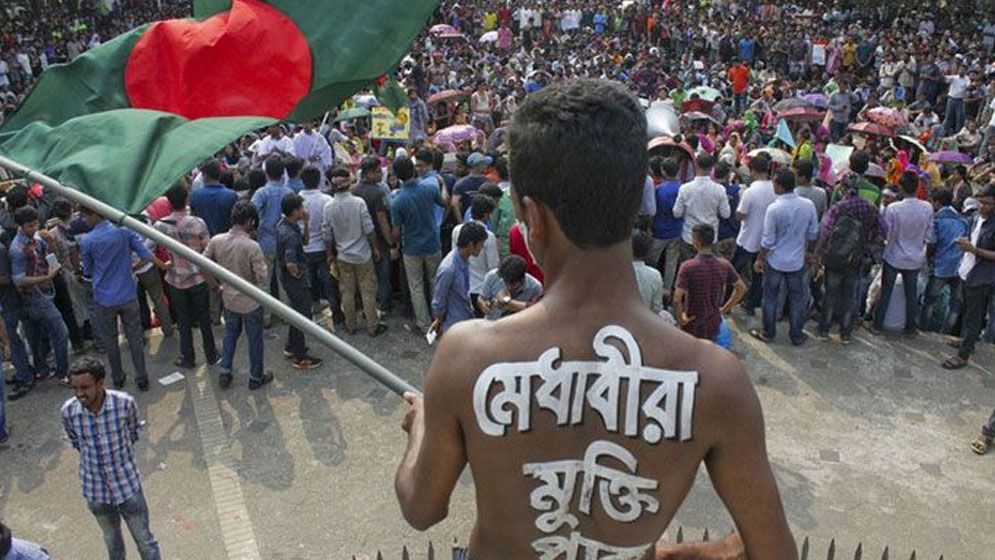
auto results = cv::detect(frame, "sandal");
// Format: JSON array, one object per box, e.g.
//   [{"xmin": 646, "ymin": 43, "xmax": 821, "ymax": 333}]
[
  {"xmin": 942, "ymin": 356, "xmax": 969, "ymax": 370},
  {"xmin": 749, "ymin": 329, "xmax": 771, "ymax": 344},
  {"xmin": 971, "ymin": 435, "xmax": 992, "ymax": 456}
]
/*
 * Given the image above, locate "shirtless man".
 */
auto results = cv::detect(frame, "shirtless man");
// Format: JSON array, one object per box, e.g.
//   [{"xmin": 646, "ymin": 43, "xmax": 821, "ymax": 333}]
[{"xmin": 395, "ymin": 79, "xmax": 797, "ymax": 560}]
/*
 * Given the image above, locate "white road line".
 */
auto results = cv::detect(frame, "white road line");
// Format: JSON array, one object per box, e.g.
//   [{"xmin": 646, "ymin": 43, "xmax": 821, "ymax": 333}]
[{"xmin": 189, "ymin": 370, "xmax": 262, "ymax": 560}]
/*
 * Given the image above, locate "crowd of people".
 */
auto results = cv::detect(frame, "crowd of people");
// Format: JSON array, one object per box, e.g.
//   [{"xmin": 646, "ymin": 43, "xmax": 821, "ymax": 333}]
[{"xmin": 1, "ymin": 0, "xmax": 995, "ymax": 557}]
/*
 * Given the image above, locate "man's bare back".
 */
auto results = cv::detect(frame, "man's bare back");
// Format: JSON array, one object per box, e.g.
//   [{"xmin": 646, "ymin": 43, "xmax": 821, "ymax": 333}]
[{"xmin": 395, "ymin": 79, "xmax": 796, "ymax": 560}]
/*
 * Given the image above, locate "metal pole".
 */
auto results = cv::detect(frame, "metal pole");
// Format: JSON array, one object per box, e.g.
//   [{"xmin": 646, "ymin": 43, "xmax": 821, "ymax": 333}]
[{"xmin": 0, "ymin": 154, "xmax": 420, "ymax": 397}]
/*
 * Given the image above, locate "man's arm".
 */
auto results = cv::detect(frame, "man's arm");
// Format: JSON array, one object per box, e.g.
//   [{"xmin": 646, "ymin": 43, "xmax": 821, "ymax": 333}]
[
  {"xmin": 721, "ymin": 278, "xmax": 748, "ymax": 314},
  {"xmin": 395, "ymin": 334, "xmax": 468, "ymax": 530},
  {"xmin": 61, "ymin": 407, "xmax": 80, "ymax": 451},
  {"xmin": 704, "ymin": 355, "xmax": 798, "ymax": 558},
  {"xmin": 672, "ymin": 186, "xmax": 687, "ymax": 218},
  {"xmin": 718, "ymin": 186, "xmax": 731, "ymax": 220}
]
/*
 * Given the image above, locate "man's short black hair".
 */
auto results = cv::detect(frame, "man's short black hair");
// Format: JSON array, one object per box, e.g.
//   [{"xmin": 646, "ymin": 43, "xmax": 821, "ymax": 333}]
[
  {"xmin": 51, "ymin": 198, "xmax": 73, "ymax": 220},
  {"xmin": 360, "ymin": 156, "xmax": 381, "ymax": 176},
  {"xmin": 900, "ymin": 170, "xmax": 919, "ymax": 195},
  {"xmin": 456, "ymin": 220, "xmax": 488, "ymax": 248},
  {"xmin": 231, "ymin": 200, "xmax": 259, "ymax": 227},
  {"xmin": 166, "ymin": 182, "xmax": 188, "ymax": 211},
  {"xmin": 70, "ymin": 356, "xmax": 106, "ymax": 381},
  {"xmin": 794, "ymin": 158, "xmax": 814, "ymax": 181},
  {"xmin": 479, "ymin": 182, "xmax": 503, "ymax": 200},
  {"xmin": 5, "ymin": 185, "xmax": 29, "ymax": 211},
  {"xmin": 470, "ymin": 194, "xmax": 497, "ymax": 220},
  {"xmin": 284, "ymin": 157, "xmax": 304, "ymax": 178},
  {"xmin": 661, "ymin": 156, "xmax": 681, "ymax": 178},
  {"xmin": 774, "ymin": 169, "xmax": 796, "ymax": 192},
  {"xmin": 648, "ymin": 155, "xmax": 664, "ymax": 177},
  {"xmin": 264, "ymin": 156, "xmax": 285, "ymax": 180},
  {"xmin": 498, "ymin": 255, "xmax": 528, "ymax": 284},
  {"xmin": 300, "ymin": 167, "xmax": 321, "ymax": 190},
  {"xmin": 849, "ymin": 150, "xmax": 870, "ymax": 175},
  {"xmin": 696, "ymin": 152, "xmax": 716, "ymax": 171},
  {"xmin": 631, "ymin": 232, "xmax": 651, "ymax": 259},
  {"xmin": 749, "ymin": 153, "xmax": 770, "ymax": 175},
  {"xmin": 509, "ymin": 79, "xmax": 647, "ymax": 248},
  {"xmin": 393, "ymin": 156, "xmax": 416, "ymax": 182},
  {"xmin": 494, "ymin": 157, "xmax": 509, "ymax": 180},
  {"xmin": 327, "ymin": 166, "xmax": 351, "ymax": 180},
  {"xmin": 247, "ymin": 168, "xmax": 268, "ymax": 191},
  {"xmin": 929, "ymin": 188, "xmax": 953, "ymax": 207},
  {"xmin": 692, "ymin": 223, "xmax": 715, "ymax": 247},
  {"xmin": 13, "ymin": 205, "xmax": 37, "ymax": 226},
  {"xmin": 281, "ymin": 193, "xmax": 303, "ymax": 216},
  {"xmin": 415, "ymin": 147, "xmax": 434, "ymax": 165},
  {"xmin": 202, "ymin": 159, "xmax": 222, "ymax": 181}
]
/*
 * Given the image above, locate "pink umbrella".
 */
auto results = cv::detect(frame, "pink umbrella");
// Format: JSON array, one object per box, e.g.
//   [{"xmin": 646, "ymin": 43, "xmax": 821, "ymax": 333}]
[
  {"xmin": 427, "ymin": 89, "xmax": 469, "ymax": 105},
  {"xmin": 849, "ymin": 122, "xmax": 895, "ymax": 137},
  {"xmin": 928, "ymin": 151, "xmax": 973, "ymax": 164},
  {"xmin": 779, "ymin": 107, "xmax": 827, "ymax": 122},
  {"xmin": 866, "ymin": 107, "xmax": 908, "ymax": 130},
  {"xmin": 429, "ymin": 24, "xmax": 457, "ymax": 35},
  {"xmin": 434, "ymin": 124, "xmax": 483, "ymax": 145}
]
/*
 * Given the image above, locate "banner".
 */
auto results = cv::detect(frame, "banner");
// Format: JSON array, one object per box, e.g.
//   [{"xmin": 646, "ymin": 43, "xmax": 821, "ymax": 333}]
[
  {"xmin": 371, "ymin": 106, "xmax": 411, "ymax": 141},
  {"xmin": 811, "ymin": 43, "xmax": 827, "ymax": 66}
]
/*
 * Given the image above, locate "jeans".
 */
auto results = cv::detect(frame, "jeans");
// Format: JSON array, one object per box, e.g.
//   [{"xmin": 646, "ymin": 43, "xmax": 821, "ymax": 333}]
[
  {"xmin": 982, "ymin": 408, "xmax": 995, "ymax": 439},
  {"xmin": 734, "ymin": 92, "xmax": 748, "ymax": 116},
  {"xmin": 282, "ymin": 274, "xmax": 312, "ymax": 358},
  {"xmin": 373, "ymin": 238, "xmax": 393, "ymax": 310},
  {"xmin": 649, "ymin": 237, "xmax": 681, "ymax": 291},
  {"xmin": 919, "ymin": 275, "xmax": 961, "ymax": 334},
  {"xmin": 0, "ymin": 360, "xmax": 7, "ymax": 439},
  {"xmin": 339, "ymin": 260, "xmax": 379, "ymax": 334},
  {"xmin": 24, "ymin": 296, "xmax": 69, "ymax": 378},
  {"xmin": 304, "ymin": 251, "xmax": 343, "ymax": 321},
  {"xmin": 733, "ymin": 246, "xmax": 761, "ymax": 312},
  {"xmin": 2, "ymin": 304, "xmax": 34, "ymax": 385},
  {"xmin": 762, "ymin": 266, "xmax": 808, "ymax": 344},
  {"xmin": 959, "ymin": 283, "xmax": 995, "ymax": 361},
  {"xmin": 87, "ymin": 489, "xmax": 161, "ymax": 560},
  {"xmin": 93, "ymin": 299, "xmax": 148, "ymax": 385},
  {"xmin": 984, "ymin": 295, "xmax": 995, "ymax": 344},
  {"xmin": 402, "ymin": 252, "xmax": 441, "ymax": 331},
  {"xmin": 830, "ymin": 120, "xmax": 847, "ymax": 143},
  {"xmin": 943, "ymin": 97, "xmax": 965, "ymax": 136},
  {"xmin": 873, "ymin": 262, "xmax": 920, "ymax": 333},
  {"xmin": 819, "ymin": 269, "xmax": 859, "ymax": 338},
  {"xmin": 168, "ymin": 283, "xmax": 217, "ymax": 364},
  {"xmin": 136, "ymin": 268, "xmax": 173, "ymax": 336},
  {"xmin": 219, "ymin": 307, "xmax": 264, "ymax": 381}
]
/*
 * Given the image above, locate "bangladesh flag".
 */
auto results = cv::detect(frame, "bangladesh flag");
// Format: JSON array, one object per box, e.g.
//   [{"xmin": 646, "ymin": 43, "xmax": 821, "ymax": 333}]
[{"xmin": 0, "ymin": 0, "xmax": 437, "ymax": 213}]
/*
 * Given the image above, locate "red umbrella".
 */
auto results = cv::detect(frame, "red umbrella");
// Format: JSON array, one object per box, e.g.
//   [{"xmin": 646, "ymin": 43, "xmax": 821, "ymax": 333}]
[
  {"xmin": 848, "ymin": 122, "xmax": 894, "ymax": 137},
  {"xmin": 680, "ymin": 98, "xmax": 714, "ymax": 114},
  {"xmin": 647, "ymin": 136, "xmax": 694, "ymax": 159},
  {"xmin": 427, "ymin": 89, "xmax": 468, "ymax": 105},
  {"xmin": 779, "ymin": 107, "xmax": 826, "ymax": 122},
  {"xmin": 866, "ymin": 107, "xmax": 908, "ymax": 129}
]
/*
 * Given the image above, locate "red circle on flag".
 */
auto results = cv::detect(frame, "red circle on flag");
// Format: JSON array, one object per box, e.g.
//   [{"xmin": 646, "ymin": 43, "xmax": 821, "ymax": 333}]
[{"xmin": 125, "ymin": 0, "xmax": 312, "ymax": 121}]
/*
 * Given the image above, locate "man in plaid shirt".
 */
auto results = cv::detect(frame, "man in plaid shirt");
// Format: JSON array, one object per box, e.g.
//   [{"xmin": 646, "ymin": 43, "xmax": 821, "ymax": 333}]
[{"xmin": 61, "ymin": 357, "xmax": 161, "ymax": 559}]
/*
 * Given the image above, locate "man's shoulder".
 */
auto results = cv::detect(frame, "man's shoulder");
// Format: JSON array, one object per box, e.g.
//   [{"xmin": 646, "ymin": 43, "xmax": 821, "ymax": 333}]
[{"xmin": 60, "ymin": 396, "xmax": 81, "ymax": 417}]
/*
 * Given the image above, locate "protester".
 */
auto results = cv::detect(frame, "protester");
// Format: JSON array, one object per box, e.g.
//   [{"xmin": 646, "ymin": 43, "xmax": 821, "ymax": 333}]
[
  {"xmin": 649, "ymin": 156, "xmax": 684, "ymax": 291},
  {"xmin": 78, "ymin": 206, "xmax": 153, "ymax": 391},
  {"xmin": 351, "ymin": 156, "xmax": 396, "ymax": 314},
  {"xmin": 476, "ymin": 255, "xmax": 541, "ymax": 320},
  {"xmin": 631, "ymin": 232, "xmax": 664, "ymax": 314},
  {"xmin": 251, "ymin": 156, "xmax": 295, "ymax": 327},
  {"xmin": 275, "ymin": 193, "xmax": 323, "ymax": 369},
  {"xmin": 189, "ymin": 160, "xmax": 237, "ymax": 237},
  {"xmin": 920, "ymin": 189, "xmax": 969, "ymax": 333},
  {"xmin": 154, "ymin": 184, "xmax": 218, "ymax": 369},
  {"xmin": 450, "ymin": 194, "xmax": 500, "ymax": 314},
  {"xmin": 299, "ymin": 167, "xmax": 342, "ymax": 320},
  {"xmin": 673, "ymin": 224, "xmax": 747, "ymax": 342},
  {"xmin": 430, "ymin": 221, "xmax": 486, "ymax": 335},
  {"xmin": 62, "ymin": 357, "xmax": 162, "ymax": 560},
  {"xmin": 734, "ymin": 154, "xmax": 776, "ymax": 316},
  {"xmin": 673, "ymin": 153, "xmax": 730, "ymax": 280}
]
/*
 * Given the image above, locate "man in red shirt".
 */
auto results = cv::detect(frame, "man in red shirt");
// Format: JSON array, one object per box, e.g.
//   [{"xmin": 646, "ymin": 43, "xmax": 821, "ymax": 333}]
[
  {"xmin": 727, "ymin": 59, "xmax": 750, "ymax": 116},
  {"xmin": 673, "ymin": 224, "xmax": 747, "ymax": 341}
]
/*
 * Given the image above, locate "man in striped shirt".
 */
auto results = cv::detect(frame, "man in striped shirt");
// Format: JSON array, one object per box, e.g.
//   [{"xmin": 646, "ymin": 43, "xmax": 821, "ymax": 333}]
[{"xmin": 61, "ymin": 357, "xmax": 161, "ymax": 560}]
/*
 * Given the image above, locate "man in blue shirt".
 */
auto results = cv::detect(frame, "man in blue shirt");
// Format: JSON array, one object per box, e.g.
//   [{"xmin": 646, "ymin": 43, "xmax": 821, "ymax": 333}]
[
  {"xmin": 190, "ymin": 160, "xmax": 238, "ymax": 236},
  {"xmin": 431, "ymin": 222, "xmax": 487, "ymax": 335},
  {"xmin": 920, "ymin": 189, "xmax": 969, "ymax": 333},
  {"xmin": 9, "ymin": 206, "xmax": 68, "ymax": 384},
  {"xmin": 649, "ymin": 156, "xmax": 684, "ymax": 292},
  {"xmin": 251, "ymin": 156, "xmax": 294, "ymax": 326},
  {"xmin": 390, "ymin": 156, "xmax": 446, "ymax": 334},
  {"xmin": 78, "ymin": 206, "xmax": 154, "ymax": 391},
  {"xmin": 752, "ymin": 169, "xmax": 819, "ymax": 346}
]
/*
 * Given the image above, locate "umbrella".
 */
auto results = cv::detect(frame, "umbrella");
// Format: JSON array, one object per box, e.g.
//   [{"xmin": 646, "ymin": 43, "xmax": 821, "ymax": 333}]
[
  {"xmin": 645, "ymin": 102, "xmax": 679, "ymax": 138},
  {"xmin": 479, "ymin": 31, "xmax": 499, "ymax": 43},
  {"xmin": 437, "ymin": 31, "xmax": 465, "ymax": 40},
  {"xmin": 929, "ymin": 150, "xmax": 973, "ymax": 164},
  {"xmin": 848, "ymin": 122, "xmax": 894, "ymax": 137},
  {"xmin": 434, "ymin": 124, "xmax": 483, "ymax": 145},
  {"xmin": 748, "ymin": 148, "xmax": 793, "ymax": 165},
  {"xmin": 429, "ymin": 24, "xmax": 457, "ymax": 35},
  {"xmin": 686, "ymin": 86, "xmax": 722, "ymax": 102},
  {"xmin": 896, "ymin": 134, "xmax": 928, "ymax": 155},
  {"xmin": 680, "ymin": 98, "xmax": 714, "ymax": 114},
  {"xmin": 779, "ymin": 107, "xmax": 826, "ymax": 121},
  {"xmin": 427, "ymin": 89, "xmax": 468, "ymax": 105},
  {"xmin": 866, "ymin": 107, "xmax": 908, "ymax": 129},
  {"xmin": 803, "ymin": 93, "xmax": 828, "ymax": 109},
  {"xmin": 680, "ymin": 111, "xmax": 719, "ymax": 124},
  {"xmin": 334, "ymin": 107, "xmax": 371, "ymax": 122},
  {"xmin": 773, "ymin": 98, "xmax": 813, "ymax": 113},
  {"xmin": 647, "ymin": 136, "xmax": 694, "ymax": 160},
  {"xmin": 866, "ymin": 162, "xmax": 887, "ymax": 178}
]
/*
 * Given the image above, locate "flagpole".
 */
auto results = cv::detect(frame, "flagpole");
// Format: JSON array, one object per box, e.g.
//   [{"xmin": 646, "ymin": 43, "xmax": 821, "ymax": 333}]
[{"xmin": 0, "ymin": 154, "xmax": 420, "ymax": 398}]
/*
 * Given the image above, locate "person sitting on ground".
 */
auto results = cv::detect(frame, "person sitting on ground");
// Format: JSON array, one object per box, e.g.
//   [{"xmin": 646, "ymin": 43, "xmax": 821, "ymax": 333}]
[{"xmin": 476, "ymin": 255, "xmax": 542, "ymax": 321}]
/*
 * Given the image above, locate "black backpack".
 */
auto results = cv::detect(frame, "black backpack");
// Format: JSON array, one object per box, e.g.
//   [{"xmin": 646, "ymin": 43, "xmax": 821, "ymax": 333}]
[{"xmin": 824, "ymin": 210, "xmax": 865, "ymax": 272}]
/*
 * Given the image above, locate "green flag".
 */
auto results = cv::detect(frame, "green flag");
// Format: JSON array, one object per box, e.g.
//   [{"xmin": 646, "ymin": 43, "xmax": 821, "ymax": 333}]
[{"xmin": 0, "ymin": 0, "xmax": 437, "ymax": 213}]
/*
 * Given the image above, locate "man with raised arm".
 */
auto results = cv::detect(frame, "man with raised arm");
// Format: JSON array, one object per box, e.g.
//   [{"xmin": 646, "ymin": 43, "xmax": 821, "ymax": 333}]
[{"xmin": 395, "ymin": 79, "xmax": 797, "ymax": 560}]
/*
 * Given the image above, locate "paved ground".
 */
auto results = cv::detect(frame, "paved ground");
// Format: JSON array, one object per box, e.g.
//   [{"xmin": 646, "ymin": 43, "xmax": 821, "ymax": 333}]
[{"xmin": 1, "ymin": 309, "xmax": 993, "ymax": 560}]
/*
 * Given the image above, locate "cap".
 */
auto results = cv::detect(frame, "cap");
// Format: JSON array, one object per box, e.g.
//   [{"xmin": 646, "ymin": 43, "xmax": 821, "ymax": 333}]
[
  {"xmin": 467, "ymin": 152, "xmax": 493, "ymax": 168},
  {"xmin": 963, "ymin": 197, "xmax": 980, "ymax": 212}
]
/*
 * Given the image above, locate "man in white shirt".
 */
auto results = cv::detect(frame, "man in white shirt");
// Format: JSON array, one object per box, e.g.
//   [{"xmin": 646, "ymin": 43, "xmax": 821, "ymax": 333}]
[
  {"xmin": 451, "ymin": 194, "xmax": 500, "ymax": 315},
  {"xmin": 943, "ymin": 63, "xmax": 971, "ymax": 136},
  {"xmin": 673, "ymin": 153, "xmax": 731, "ymax": 274},
  {"xmin": 298, "ymin": 167, "xmax": 342, "ymax": 320},
  {"xmin": 734, "ymin": 153, "xmax": 777, "ymax": 315},
  {"xmin": 292, "ymin": 123, "xmax": 333, "ymax": 173},
  {"xmin": 251, "ymin": 125, "xmax": 294, "ymax": 165}
]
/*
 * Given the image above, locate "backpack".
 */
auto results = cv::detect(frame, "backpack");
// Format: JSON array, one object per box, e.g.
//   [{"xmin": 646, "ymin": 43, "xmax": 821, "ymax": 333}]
[{"xmin": 823, "ymin": 210, "xmax": 864, "ymax": 272}]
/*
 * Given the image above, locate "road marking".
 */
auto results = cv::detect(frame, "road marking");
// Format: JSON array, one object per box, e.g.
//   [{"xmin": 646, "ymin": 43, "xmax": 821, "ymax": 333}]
[{"xmin": 189, "ymin": 368, "xmax": 262, "ymax": 560}]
